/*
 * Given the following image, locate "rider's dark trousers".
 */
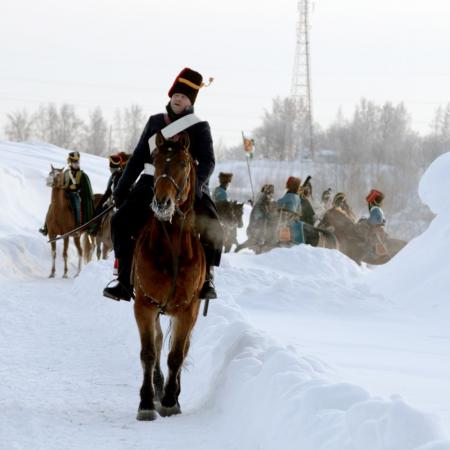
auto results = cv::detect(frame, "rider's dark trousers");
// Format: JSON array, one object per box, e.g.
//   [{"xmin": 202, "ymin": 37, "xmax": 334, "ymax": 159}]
[
  {"xmin": 111, "ymin": 176, "xmax": 223, "ymax": 287},
  {"xmin": 67, "ymin": 191, "xmax": 81, "ymax": 226}
]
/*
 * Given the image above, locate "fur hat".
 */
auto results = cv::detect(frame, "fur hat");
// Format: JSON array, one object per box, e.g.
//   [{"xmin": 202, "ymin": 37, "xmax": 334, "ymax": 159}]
[
  {"xmin": 366, "ymin": 189, "xmax": 384, "ymax": 206},
  {"xmin": 67, "ymin": 151, "xmax": 80, "ymax": 163},
  {"xmin": 168, "ymin": 68, "xmax": 204, "ymax": 105},
  {"xmin": 109, "ymin": 153, "xmax": 122, "ymax": 168},
  {"xmin": 286, "ymin": 176, "xmax": 301, "ymax": 193},
  {"xmin": 219, "ymin": 172, "xmax": 233, "ymax": 184}
]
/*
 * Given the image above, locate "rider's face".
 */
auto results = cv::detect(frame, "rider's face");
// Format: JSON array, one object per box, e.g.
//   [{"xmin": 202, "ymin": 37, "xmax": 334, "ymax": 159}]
[{"xmin": 170, "ymin": 93, "xmax": 192, "ymax": 114}]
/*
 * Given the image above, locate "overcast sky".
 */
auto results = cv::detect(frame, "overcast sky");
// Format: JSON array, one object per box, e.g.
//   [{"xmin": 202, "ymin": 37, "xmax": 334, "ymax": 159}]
[{"xmin": 2, "ymin": 0, "xmax": 450, "ymax": 148}]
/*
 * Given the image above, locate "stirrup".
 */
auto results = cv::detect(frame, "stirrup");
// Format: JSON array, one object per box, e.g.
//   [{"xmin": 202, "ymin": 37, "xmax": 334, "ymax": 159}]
[
  {"xmin": 103, "ymin": 279, "xmax": 134, "ymax": 301},
  {"xmin": 200, "ymin": 280, "xmax": 217, "ymax": 300}
]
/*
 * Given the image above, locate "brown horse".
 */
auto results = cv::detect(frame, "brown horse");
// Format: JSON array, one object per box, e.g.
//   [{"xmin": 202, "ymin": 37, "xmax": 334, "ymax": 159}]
[
  {"xmin": 132, "ymin": 131, "xmax": 206, "ymax": 421},
  {"xmin": 319, "ymin": 207, "xmax": 406, "ymax": 265},
  {"xmin": 44, "ymin": 165, "xmax": 83, "ymax": 277},
  {"xmin": 91, "ymin": 193, "xmax": 114, "ymax": 260}
]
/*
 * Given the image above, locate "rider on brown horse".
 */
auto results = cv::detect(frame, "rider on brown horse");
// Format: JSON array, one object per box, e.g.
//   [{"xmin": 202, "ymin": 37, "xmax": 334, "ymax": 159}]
[
  {"xmin": 363, "ymin": 189, "xmax": 389, "ymax": 257},
  {"xmin": 89, "ymin": 153, "xmax": 129, "ymax": 236},
  {"xmin": 39, "ymin": 151, "xmax": 94, "ymax": 236},
  {"xmin": 103, "ymin": 68, "xmax": 223, "ymax": 302}
]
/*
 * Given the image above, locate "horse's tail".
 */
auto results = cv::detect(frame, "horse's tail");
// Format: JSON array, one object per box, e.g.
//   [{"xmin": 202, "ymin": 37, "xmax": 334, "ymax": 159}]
[
  {"xmin": 317, "ymin": 227, "xmax": 339, "ymax": 250},
  {"xmin": 82, "ymin": 232, "xmax": 94, "ymax": 264}
]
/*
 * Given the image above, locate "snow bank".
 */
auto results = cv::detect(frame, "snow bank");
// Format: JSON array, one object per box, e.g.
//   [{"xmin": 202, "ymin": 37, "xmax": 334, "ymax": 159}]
[{"xmin": 370, "ymin": 152, "xmax": 450, "ymax": 314}]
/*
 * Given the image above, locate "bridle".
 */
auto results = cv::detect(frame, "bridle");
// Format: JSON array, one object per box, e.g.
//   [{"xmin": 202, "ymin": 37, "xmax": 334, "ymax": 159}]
[
  {"xmin": 153, "ymin": 147, "xmax": 193, "ymax": 217},
  {"xmin": 48, "ymin": 168, "xmax": 64, "ymax": 189}
]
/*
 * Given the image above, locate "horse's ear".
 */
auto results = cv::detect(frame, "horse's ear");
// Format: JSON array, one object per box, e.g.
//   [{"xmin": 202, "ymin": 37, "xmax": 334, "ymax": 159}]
[
  {"xmin": 156, "ymin": 131, "xmax": 165, "ymax": 148},
  {"xmin": 50, "ymin": 163, "xmax": 54, "ymax": 170},
  {"xmin": 179, "ymin": 132, "xmax": 190, "ymax": 150}
]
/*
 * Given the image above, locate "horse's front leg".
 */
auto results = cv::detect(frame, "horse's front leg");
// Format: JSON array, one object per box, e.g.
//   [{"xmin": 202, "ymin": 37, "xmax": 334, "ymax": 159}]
[
  {"xmin": 62, "ymin": 238, "xmax": 70, "ymax": 278},
  {"xmin": 160, "ymin": 301, "xmax": 200, "ymax": 417},
  {"xmin": 134, "ymin": 295, "xmax": 159, "ymax": 421},
  {"xmin": 153, "ymin": 314, "xmax": 165, "ymax": 405},
  {"xmin": 49, "ymin": 241, "xmax": 56, "ymax": 278}
]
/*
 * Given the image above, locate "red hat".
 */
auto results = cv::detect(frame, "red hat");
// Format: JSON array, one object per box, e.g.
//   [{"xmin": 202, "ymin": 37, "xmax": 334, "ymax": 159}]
[
  {"xmin": 366, "ymin": 189, "xmax": 384, "ymax": 205},
  {"xmin": 168, "ymin": 68, "xmax": 204, "ymax": 105},
  {"xmin": 286, "ymin": 176, "xmax": 301, "ymax": 192}
]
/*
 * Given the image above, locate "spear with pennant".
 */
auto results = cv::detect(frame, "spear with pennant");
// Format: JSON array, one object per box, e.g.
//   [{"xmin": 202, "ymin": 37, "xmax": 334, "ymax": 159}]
[{"xmin": 241, "ymin": 131, "xmax": 255, "ymax": 203}]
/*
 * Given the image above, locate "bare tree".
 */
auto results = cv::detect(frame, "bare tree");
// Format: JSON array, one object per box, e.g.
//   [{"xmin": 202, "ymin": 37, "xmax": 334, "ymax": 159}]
[
  {"xmin": 4, "ymin": 109, "xmax": 34, "ymax": 142},
  {"xmin": 83, "ymin": 107, "xmax": 108, "ymax": 155},
  {"xmin": 33, "ymin": 103, "xmax": 61, "ymax": 144},
  {"xmin": 123, "ymin": 104, "xmax": 145, "ymax": 152},
  {"xmin": 57, "ymin": 103, "xmax": 84, "ymax": 149},
  {"xmin": 253, "ymin": 97, "xmax": 302, "ymax": 160}
]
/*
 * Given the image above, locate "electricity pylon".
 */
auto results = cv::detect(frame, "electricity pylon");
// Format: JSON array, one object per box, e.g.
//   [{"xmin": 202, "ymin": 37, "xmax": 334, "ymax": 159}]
[{"xmin": 291, "ymin": 0, "xmax": 314, "ymax": 161}]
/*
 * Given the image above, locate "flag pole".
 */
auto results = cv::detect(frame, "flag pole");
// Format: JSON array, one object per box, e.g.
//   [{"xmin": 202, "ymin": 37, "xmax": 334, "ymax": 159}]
[{"xmin": 242, "ymin": 131, "xmax": 255, "ymax": 203}]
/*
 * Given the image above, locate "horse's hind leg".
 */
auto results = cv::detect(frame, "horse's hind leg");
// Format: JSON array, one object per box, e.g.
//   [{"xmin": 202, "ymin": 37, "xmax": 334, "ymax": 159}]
[
  {"xmin": 134, "ymin": 295, "xmax": 159, "ymax": 421},
  {"xmin": 49, "ymin": 241, "xmax": 56, "ymax": 278},
  {"xmin": 73, "ymin": 235, "xmax": 82, "ymax": 277},
  {"xmin": 102, "ymin": 242, "xmax": 111, "ymax": 260},
  {"xmin": 96, "ymin": 236, "xmax": 102, "ymax": 260},
  {"xmin": 160, "ymin": 301, "xmax": 200, "ymax": 417},
  {"xmin": 62, "ymin": 238, "xmax": 70, "ymax": 278}
]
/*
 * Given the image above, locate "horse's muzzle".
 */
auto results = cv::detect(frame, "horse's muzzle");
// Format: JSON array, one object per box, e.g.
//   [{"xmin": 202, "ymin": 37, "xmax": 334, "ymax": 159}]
[{"xmin": 151, "ymin": 196, "xmax": 175, "ymax": 222}]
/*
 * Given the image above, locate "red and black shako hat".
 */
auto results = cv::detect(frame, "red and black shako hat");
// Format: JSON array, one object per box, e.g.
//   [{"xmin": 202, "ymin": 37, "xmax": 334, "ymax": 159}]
[{"xmin": 168, "ymin": 68, "xmax": 204, "ymax": 105}]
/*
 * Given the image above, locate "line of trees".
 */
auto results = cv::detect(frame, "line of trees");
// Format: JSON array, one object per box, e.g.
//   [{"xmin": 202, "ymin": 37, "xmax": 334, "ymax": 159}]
[{"xmin": 4, "ymin": 103, "xmax": 147, "ymax": 156}]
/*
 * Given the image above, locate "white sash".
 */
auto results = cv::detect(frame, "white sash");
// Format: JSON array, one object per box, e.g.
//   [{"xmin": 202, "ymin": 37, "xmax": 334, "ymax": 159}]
[{"xmin": 144, "ymin": 113, "xmax": 202, "ymax": 175}]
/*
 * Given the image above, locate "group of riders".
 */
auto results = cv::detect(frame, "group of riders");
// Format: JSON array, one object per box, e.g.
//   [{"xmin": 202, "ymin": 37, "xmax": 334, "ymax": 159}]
[
  {"xmin": 40, "ymin": 67, "xmax": 390, "ymax": 304},
  {"xmin": 213, "ymin": 170, "xmax": 388, "ymax": 257}
]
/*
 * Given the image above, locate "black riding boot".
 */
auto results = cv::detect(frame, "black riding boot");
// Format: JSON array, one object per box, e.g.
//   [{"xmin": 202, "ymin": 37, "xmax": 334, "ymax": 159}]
[
  {"xmin": 103, "ymin": 257, "xmax": 133, "ymax": 301},
  {"xmin": 199, "ymin": 266, "xmax": 217, "ymax": 300},
  {"xmin": 39, "ymin": 224, "xmax": 48, "ymax": 236}
]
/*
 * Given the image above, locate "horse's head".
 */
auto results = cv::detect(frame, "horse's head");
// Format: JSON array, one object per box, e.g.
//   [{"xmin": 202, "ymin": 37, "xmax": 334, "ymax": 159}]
[
  {"xmin": 232, "ymin": 201, "xmax": 244, "ymax": 228},
  {"xmin": 151, "ymin": 131, "xmax": 193, "ymax": 222},
  {"xmin": 46, "ymin": 164, "xmax": 64, "ymax": 188}
]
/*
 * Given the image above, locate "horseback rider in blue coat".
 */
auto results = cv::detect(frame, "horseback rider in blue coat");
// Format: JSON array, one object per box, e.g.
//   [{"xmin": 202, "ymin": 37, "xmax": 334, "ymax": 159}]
[
  {"xmin": 277, "ymin": 176, "xmax": 302, "ymax": 214},
  {"xmin": 103, "ymin": 68, "xmax": 223, "ymax": 302},
  {"xmin": 365, "ymin": 189, "xmax": 388, "ymax": 257},
  {"xmin": 213, "ymin": 172, "xmax": 233, "ymax": 203}
]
